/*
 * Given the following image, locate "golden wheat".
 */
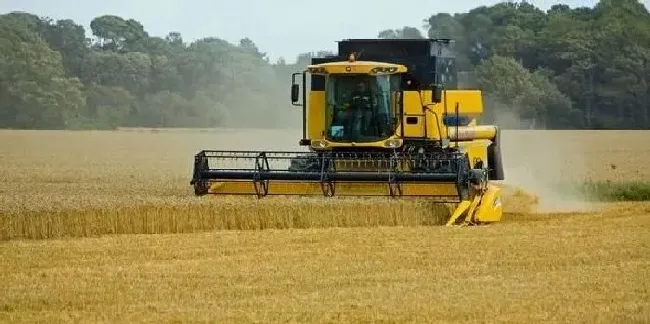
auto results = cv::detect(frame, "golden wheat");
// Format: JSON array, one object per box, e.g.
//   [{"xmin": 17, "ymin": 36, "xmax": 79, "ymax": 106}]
[
  {"xmin": 0, "ymin": 129, "xmax": 452, "ymax": 240},
  {"xmin": 1, "ymin": 197, "xmax": 456, "ymax": 240},
  {"xmin": 1, "ymin": 129, "xmax": 649, "ymax": 240},
  {"xmin": 1, "ymin": 129, "xmax": 649, "ymax": 323},
  {"xmin": 1, "ymin": 202, "xmax": 648, "ymax": 323}
]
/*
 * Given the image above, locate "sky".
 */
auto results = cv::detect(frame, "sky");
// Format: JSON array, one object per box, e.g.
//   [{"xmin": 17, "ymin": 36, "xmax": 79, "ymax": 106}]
[{"xmin": 2, "ymin": 0, "xmax": 649, "ymax": 63}]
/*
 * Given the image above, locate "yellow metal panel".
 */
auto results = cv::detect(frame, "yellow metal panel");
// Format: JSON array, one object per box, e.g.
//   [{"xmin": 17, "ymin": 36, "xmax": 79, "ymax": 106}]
[
  {"xmin": 401, "ymin": 91, "xmax": 425, "ymax": 138},
  {"xmin": 442, "ymin": 90, "xmax": 483, "ymax": 116},
  {"xmin": 308, "ymin": 91, "xmax": 325, "ymax": 139},
  {"xmin": 308, "ymin": 61, "xmax": 407, "ymax": 75},
  {"xmin": 474, "ymin": 184, "xmax": 503, "ymax": 223},
  {"xmin": 310, "ymin": 136, "xmax": 402, "ymax": 150},
  {"xmin": 457, "ymin": 140, "xmax": 489, "ymax": 167},
  {"xmin": 421, "ymin": 90, "xmax": 485, "ymax": 140},
  {"xmin": 445, "ymin": 199, "xmax": 473, "ymax": 226},
  {"xmin": 208, "ymin": 181, "xmax": 459, "ymax": 199},
  {"xmin": 420, "ymin": 90, "xmax": 442, "ymax": 140}
]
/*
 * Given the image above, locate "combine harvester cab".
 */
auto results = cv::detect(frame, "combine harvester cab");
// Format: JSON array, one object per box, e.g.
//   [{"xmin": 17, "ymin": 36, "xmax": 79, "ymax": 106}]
[{"xmin": 190, "ymin": 38, "xmax": 505, "ymax": 226}]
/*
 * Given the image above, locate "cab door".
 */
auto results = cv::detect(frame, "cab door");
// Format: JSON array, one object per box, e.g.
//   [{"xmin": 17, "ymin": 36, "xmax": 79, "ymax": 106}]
[{"xmin": 400, "ymin": 90, "xmax": 426, "ymax": 138}]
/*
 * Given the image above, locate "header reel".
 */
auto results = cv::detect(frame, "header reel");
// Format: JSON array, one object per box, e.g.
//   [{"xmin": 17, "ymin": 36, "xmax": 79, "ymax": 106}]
[{"xmin": 190, "ymin": 149, "xmax": 500, "ymax": 226}]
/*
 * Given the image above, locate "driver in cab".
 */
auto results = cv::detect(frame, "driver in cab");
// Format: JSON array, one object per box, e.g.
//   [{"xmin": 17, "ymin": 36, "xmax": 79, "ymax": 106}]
[{"xmin": 345, "ymin": 80, "xmax": 375, "ymax": 139}]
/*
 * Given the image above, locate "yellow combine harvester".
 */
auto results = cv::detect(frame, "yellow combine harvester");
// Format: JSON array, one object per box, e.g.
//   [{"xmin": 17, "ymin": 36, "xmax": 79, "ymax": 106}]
[{"xmin": 190, "ymin": 38, "xmax": 505, "ymax": 226}]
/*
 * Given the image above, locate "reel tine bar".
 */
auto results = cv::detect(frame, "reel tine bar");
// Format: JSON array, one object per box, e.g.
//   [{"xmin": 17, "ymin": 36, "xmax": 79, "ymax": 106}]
[
  {"xmin": 253, "ymin": 151, "xmax": 270, "ymax": 198},
  {"xmin": 191, "ymin": 150, "xmax": 471, "ymax": 200},
  {"xmin": 319, "ymin": 153, "xmax": 335, "ymax": 197}
]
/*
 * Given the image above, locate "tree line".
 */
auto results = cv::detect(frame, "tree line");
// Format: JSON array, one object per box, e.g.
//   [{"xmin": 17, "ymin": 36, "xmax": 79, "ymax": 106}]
[
  {"xmin": 1, "ymin": 0, "xmax": 649, "ymax": 130},
  {"xmin": 378, "ymin": 0, "xmax": 650, "ymax": 129},
  {"xmin": 0, "ymin": 12, "xmax": 298, "ymax": 129}
]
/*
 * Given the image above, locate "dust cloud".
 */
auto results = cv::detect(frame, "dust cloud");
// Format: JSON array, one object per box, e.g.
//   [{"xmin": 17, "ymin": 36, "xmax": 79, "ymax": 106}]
[{"xmin": 495, "ymin": 108, "xmax": 597, "ymax": 213}]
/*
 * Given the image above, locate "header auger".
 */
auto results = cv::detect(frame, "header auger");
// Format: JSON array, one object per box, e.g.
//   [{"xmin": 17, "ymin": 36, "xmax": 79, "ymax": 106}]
[{"xmin": 190, "ymin": 38, "xmax": 505, "ymax": 226}]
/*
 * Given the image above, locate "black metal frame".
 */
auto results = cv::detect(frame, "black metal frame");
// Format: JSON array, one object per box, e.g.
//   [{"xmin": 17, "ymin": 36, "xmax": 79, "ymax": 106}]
[
  {"xmin": 291, "ymin": 72, "xmax": 308, "ymax": 145},
  {"xmin": 190, "ymin": 150, "xmax": 472, "ymax": 200}
]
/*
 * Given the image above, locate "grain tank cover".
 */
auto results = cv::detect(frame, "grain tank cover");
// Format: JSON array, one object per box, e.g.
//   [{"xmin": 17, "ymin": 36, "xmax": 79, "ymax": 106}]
[
  {"xmin": 333, "ymin": 38, "xmax": 458, "ymax": 89},
  {"xmin": 337, "ymin": 38, "xmax": 453, "ymax": 59}
]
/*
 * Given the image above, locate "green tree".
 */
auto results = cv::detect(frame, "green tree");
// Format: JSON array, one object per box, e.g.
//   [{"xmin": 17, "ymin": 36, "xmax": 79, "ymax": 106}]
[
  {"xmin": 378, "ymin": 26, "xmax": 425, "ymax": 39},
  {"xmin": 40, "ymin": 18, "xmax": 89, "ymax": 77},
  {"xmin": 90, "ymin": 15, "xmax": 148, "ymax": 52},
  {"xmin": 476, "ymin": 56, "xmax": 573, "ymax": 129},
  {"xmin": 2, "ymin": 2, "xmax": 650, "ymax": 131},
  {"xmin": 239, "ymin": 37, "xmax": 267, "ymax": 60},
  {"xmin": 0, "ymin": 14, "xmax": 85, "ymax": 129}
]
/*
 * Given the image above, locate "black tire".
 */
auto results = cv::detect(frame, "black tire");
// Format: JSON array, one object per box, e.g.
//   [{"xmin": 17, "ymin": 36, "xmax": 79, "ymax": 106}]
[{"xmin": 487, "ymin": 143, "xmax": 504, "ymax": 181}]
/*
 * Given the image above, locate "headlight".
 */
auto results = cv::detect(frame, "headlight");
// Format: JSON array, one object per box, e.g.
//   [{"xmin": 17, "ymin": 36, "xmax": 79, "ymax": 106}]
[
  {"xmin": 308, "ymin": 67, "xmax": 326, "ymax": 74},
  {"xmin": 310, "ymin": 140, "xmax": 327, "ymax": 148},
  {"xmin": 370, "ymin": 66, "xmax": 398, "ymax": 74},
  {"xmin": 383, "ymin": 139, "xmax": 402, "ymax": 148}
]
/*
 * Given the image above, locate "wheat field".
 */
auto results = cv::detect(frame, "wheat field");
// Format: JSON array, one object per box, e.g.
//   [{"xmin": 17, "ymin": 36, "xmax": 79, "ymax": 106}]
[{"xmin": 0, "ymin": 128, "xmax": 649, "ymax": 323}]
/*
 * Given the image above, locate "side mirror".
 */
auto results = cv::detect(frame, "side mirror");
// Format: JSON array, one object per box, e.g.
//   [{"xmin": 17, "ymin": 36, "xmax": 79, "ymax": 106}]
[
  {"xmin": 431, "ymin": 84, "xmax": 443, "ymax": 103},
  {"xmin": 291, "ymin": 84, "xmax": 299, "ymax": 103}
]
